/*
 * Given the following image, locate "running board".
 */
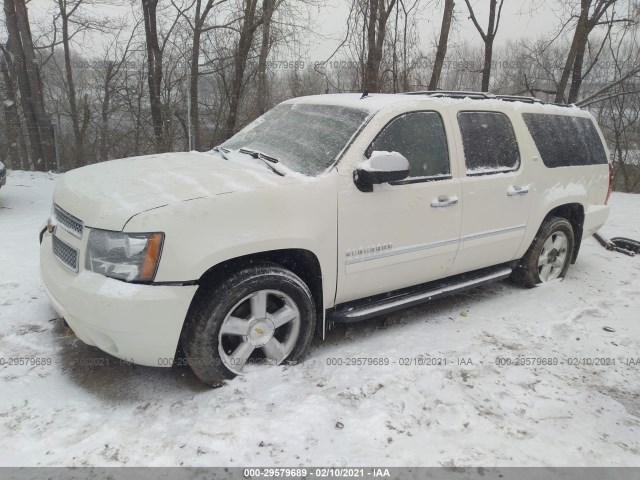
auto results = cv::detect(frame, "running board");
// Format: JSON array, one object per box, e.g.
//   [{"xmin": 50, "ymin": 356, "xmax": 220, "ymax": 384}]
[{"xmin": 329, "ymin": 266, "xmax": 513, "ymax": 323}]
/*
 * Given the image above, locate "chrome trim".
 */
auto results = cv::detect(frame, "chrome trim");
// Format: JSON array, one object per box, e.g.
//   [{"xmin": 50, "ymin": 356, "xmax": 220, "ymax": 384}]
[
  {"xmin": 53, "ymin": 204, "xmax": 84, "ymax": 238},
  {"xmin": 507, "ymin": 185, "xmax": 530, "ymax": 196},
  {"xmin": 52, "ymin": 234, "xmax": 79, "ymax": 272},
  {"xmin": 431, "ymin": 195, "xmax": 459, "ymax": 207},
  {"xmin": 346, "ymin": 238, "xmax": 459, "ymax": 265},
  {"xmin": 345, "ymin": 225, "xmax": 527, "ymax": 266},
  {"xmin": 340, "ymin": 267, "xmax": 513, "ymax": 320},
  {"xmin": 461, "ymin": 224, "xmax": 526, "ymax": 242}
]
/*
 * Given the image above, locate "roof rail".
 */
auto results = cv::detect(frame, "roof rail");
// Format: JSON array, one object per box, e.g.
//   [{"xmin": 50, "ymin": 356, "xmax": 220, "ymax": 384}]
[
  {"xmin": 402, "ymin": 90, "xmax": 571, "ymax": 106},
  {"xmin": 404, "ymin": 91, "xmax": 492, "ymax": 99}
]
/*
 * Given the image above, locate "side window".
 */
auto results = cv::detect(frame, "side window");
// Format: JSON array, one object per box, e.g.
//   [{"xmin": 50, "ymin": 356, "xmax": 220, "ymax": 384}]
[
  {"xmin": 457, "ymin": 111, "xmax": 520, "ymax": 175},
  {"xmin": 368, "ymin": 111, "xmax": 450, "ymax": 179},
  {"xmin": 522, "ymin": 113, "xmax": 607, "ymax": 168}
]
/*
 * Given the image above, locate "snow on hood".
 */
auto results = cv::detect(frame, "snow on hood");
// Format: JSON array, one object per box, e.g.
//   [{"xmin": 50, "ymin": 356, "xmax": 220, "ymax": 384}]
[{"xmin": 53, "ymin": 151, "xmax": 282, "ymax": 231}]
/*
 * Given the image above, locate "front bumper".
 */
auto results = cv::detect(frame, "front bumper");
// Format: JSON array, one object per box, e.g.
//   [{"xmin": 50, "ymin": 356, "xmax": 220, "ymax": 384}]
[{"xmin": 40, "ymin": 232, "xmax": 198, "ymax": 367}]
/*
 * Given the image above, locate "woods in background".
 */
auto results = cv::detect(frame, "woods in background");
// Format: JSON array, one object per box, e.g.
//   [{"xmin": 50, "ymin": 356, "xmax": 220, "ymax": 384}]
[{"xmin": 0, "ymin": 0, "xmax": 639, "ymax": 191}]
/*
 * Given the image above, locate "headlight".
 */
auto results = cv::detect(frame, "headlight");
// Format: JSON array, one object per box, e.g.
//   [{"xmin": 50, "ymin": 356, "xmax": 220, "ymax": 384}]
[{"xmin": 85, "ymin": 229, "xmax": 164, "ymax": 282}]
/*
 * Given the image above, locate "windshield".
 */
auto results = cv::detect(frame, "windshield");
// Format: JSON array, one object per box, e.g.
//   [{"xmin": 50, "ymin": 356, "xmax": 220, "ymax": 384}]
[{"xmin": 221, "ymin": 103, "xmax": 371, "ymax": 176}]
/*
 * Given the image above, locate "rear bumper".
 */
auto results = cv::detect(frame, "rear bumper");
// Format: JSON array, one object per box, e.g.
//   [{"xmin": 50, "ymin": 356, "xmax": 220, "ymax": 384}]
[
  {"xmin": 583, "ymin": 204, "xmax": 611, "ymax": 238},
  {"xmin": 40, "ymin": 233, "xmax": 198, "ymax": 366}
]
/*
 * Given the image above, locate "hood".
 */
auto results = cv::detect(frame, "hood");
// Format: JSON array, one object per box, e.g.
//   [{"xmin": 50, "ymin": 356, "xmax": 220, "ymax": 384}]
[{"xmin": 53, "ymin": 151, "xmax": 282, "ymax": 231}]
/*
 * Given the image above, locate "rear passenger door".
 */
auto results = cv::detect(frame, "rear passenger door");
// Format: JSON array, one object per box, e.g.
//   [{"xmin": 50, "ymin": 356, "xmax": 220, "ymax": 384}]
[{"xmin": 449, "ymin": 110, "xmax": 533, "ymax": 275}]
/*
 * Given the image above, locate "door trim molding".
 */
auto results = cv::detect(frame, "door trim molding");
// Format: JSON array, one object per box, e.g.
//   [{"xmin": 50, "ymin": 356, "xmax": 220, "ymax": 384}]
[
  {"xmin": 345, "ymin": 237, "xmax": 459, "ymax": 265},
  {"xmin": 461, "ymin": 224, "xmax": 526, "ymax": 242}
]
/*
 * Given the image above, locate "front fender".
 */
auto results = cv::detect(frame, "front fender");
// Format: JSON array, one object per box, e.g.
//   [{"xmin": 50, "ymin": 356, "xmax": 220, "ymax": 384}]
[{"xmin": 124, "ymin": 175, "xmax": 338, "ymax": 305}]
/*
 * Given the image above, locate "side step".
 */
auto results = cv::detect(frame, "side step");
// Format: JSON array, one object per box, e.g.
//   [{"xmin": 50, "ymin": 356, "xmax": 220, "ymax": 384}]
[{"xmin": 328, "ymin": 266, "xmax": 513, "ymax": 323}]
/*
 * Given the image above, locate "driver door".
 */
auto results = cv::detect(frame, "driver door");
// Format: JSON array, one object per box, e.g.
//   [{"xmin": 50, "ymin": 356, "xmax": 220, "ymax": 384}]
[{"xmin": 335, "ymin": 110, "xmax": 463, "ymax": 304}]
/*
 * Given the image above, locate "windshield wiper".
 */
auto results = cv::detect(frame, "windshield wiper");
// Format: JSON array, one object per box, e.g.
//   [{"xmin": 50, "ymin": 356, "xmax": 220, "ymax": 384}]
[
  {"xmin": 239, "ymin": 148, "xmax": 280, "ymax": 163},
  {"xmin": 238, "ymin": 148, "xmax": 286, "ymax": 176},
  {"xmin": 213, "ymin": 146, "xmax": 230, "ymax": 160}
]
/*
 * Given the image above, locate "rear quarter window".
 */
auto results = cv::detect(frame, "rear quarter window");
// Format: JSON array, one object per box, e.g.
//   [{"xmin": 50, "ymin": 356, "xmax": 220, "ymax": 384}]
[{"xmin": 522, "ymin": 113, "xmax": 607, "ymax": 168}]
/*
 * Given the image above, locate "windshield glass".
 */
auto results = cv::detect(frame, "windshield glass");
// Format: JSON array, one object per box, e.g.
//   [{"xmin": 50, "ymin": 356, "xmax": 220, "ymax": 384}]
[{"xmin": 221, "ymin": 103, "xmax": 371, "ymax": 176}]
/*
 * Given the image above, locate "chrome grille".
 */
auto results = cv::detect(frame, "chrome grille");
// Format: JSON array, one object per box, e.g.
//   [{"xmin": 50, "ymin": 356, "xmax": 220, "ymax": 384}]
[
  {"xmin": 54, "ymin": 204, "xmax": 84, "ymax": 238},
  {"xmin": 52, "ymin": 235, "xmax": 79, "ymax": 272}
]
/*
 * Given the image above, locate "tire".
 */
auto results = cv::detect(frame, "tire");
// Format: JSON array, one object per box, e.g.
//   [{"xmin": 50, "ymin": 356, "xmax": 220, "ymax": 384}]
[
  {"xmin": 511, "ymin": 216, "xmax": 575, "ymax": 288},
  {"xmin": 182, "ymin": 263, "xmax": 316, "ymax": 386}
]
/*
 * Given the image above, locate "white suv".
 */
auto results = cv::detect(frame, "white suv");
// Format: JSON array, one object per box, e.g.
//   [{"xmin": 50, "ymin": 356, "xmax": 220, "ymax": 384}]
[{"xmin": 40, "ymin": 92, "xmax": 612, "ymax": 385}]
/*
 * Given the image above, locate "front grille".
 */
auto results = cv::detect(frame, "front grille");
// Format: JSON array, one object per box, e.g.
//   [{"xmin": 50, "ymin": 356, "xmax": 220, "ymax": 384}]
[
  {"xmin": 54, "ymin": 204, "xmax": 84, "ymax": 238},
  {"xmin": 52, "ymin": 235, "xmax": 79, "ymax": 272}
]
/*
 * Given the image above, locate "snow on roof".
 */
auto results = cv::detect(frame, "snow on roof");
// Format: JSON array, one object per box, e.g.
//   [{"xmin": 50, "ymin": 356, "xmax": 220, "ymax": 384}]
[{"xmin": 284, "ymin": 92, "xmax": 585, "ymax": 116}]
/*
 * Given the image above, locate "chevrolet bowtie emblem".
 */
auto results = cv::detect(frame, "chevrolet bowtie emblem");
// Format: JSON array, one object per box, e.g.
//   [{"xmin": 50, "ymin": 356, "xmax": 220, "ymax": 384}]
[{"xmin": 255, "ymin": 327, "xmax": 264, "ymax": 335}]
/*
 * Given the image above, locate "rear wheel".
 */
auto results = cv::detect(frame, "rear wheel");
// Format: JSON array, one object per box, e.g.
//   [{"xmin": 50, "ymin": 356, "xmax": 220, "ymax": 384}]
[
  {"xmin": 182, "ymin": 264, "xmax": 316, "ymax": 386},
  {"xmin": 512, "ymin": 217, "xmax": 575, "ymax": 288}
]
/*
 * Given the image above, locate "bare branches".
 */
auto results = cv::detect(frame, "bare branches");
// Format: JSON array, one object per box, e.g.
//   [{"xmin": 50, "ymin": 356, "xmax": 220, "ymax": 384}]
[{"xmin": 463, "ymin": 0, "xmax": 486, "ymax": 41}]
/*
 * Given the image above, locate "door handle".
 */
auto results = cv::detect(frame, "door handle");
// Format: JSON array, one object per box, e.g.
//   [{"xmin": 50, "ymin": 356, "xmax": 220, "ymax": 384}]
[
  {"xmin": 507, "ymin": 185, "xmax": 530, "ymax": 196},
  {"xmin": 431, "ymin": 195, "xmax": 459, "ymax": 208}
]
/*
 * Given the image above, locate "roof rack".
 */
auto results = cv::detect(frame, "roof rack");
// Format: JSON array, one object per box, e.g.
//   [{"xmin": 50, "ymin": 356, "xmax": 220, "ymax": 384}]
[{"xmin": 402, "ymin": 90, "xmax": 571, "ymax": 107}]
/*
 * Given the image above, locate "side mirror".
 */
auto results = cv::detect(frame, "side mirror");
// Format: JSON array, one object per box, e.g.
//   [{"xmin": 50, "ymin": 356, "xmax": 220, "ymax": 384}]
[{"xmin": 354, "ymin": 151, "xmax": 410, "ymax": 192}]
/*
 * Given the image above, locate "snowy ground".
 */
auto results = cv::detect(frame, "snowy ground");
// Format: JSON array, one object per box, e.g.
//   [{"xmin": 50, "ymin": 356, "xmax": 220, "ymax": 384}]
[{"xmin": 0, "ymin": 170, "xmax": 639, "ymax": 467}]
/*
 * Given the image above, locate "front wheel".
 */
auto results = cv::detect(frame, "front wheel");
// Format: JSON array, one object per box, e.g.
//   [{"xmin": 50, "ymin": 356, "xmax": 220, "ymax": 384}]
[
  {"xmin": 182, "ymin": 264, "xmax": 316, "ymax": 386},
  {"xmin": 512, "ymin": 217, "xmax": 575, "ymax": 288}
]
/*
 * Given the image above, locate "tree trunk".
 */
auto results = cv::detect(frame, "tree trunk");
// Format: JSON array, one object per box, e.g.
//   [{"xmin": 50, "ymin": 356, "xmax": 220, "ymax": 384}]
[
  {"xmin": 190, "ymin": 12, "xmax": 202, "ymax": 150},
  {"xmin": 98, "ymin": 62, "xmax": 115, "ymax": 162},
  {"xmin": 362, "ymin": 0, "xmax": 396, "ymax": 92},
  {"xmin": 58, "ymin": 0, "xmax": 84, "ymax": 168},
  {"xmin": 555, "ymin": 3, "xmax": 589, "ymax": 103},
  {"xmin": 257, "ymin": 0, "xmax": 275, "ymax": 115},
  {"xmin": 224, "ymin": 0, "xmax": 259, "ymax": 140},
  {"xmin": 0, "ymin": 44, "xmax": 28, "ymax": 169},
  {"xmin": 481, "ymin": 35, "xmax": 494, "ymax": 92},
  {"xmin": 5, "ymin": 0, "xmax": 56, "ymax": 171},
  {"xmin": 555, "ymin": 0, "xmax": 616, "ymax": 103},
  {"xmin": 463, "ymin": 0, "xmax": 502, "ymax": 93},
  {"xmin": 429, "ymin": 0, "xmax": 454, "ymax": 90},
  {"xmin": 142, "ymin": 0, "xmax": 165, "ymax": 152},
  {"xmin": 363, "ymin": 0, "xmax": 379, "ymax": 91}
]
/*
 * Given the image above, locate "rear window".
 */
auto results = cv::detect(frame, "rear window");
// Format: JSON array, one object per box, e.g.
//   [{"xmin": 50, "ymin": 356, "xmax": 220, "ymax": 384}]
[
  {"xmin": 457, "ymin": 111, "xmax": 520, "ymax": 175},
  {"xmin": 522, "ymin": 113, "xmax": 607, "ymax": 168}
]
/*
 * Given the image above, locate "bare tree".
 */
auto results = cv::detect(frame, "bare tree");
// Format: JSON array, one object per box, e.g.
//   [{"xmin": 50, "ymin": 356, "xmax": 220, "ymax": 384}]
[
  {"xmin": 54, "ymin": 0, "xmax": 95, "ymax": 168},
  {"xmin": 362, "ymin": 0, "xmax": 397, "ymax": 92},
  {"xmin": 94, "ymin": 24, "xmax": 138, "ymax": 162},
  {"xmin": 429, "ymin": 0, "xmax": 455, "ymax": 90},
  {"xmin": 4, "ymin": 0, "xmax": 57, "ymax": 170},
  {"xmin": 141, "ymin": 0, "xmax": 165, "ymax": 151},
  {"xmin": 256, "ymin": 0, "xmax": 277, "ymax": 114},
  {"xmin": 0, "ymin": 44, "xmax": 29, "ymax": 169},
  {"xmin": 554, "ymin": 0, "xmax": 618, "ymax": 103},
  {"xmin": 463, "ymin": 0, "xmax": 505, "ymax": 92},
  {"xmin": 171, "ymin": 0, "xmax": 229, "ymax": 150},
  {"xmin": 223, "ymin": 0, "xmax": 262, "ymax": 139}
]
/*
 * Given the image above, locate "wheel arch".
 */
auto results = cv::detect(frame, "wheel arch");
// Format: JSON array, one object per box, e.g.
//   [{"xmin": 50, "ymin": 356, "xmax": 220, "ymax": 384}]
[
  {"xmin": 543, "ymin": 203, "xmax": 585, "ymax": 264},
  {"xmin": 178, "ymin": 249, "xmax": 325, "ymax": 352}
]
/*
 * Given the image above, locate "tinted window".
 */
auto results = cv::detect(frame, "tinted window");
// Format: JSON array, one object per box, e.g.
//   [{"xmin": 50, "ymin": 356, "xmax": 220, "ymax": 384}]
[
  {"xmin": 522, "ymin": 113, "xmax": 607, "ymax": 168},
  {"xmin": 458, "ymin": 111, "xmax": 520, "ymax": 174},
  {"xmin": 368, "ymin": 111, "xmax": 450, "ymax": 179},
  {"xmin": 222, "ymin": 103, "xmax": 370, "ymax": 176}
]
